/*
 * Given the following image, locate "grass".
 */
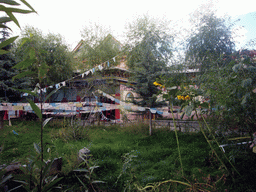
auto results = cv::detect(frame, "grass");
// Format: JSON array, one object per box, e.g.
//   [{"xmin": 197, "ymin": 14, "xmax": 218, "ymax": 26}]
[{"xmin": 1, "ymin": 119, "xmax": 255, "ymax": 191}]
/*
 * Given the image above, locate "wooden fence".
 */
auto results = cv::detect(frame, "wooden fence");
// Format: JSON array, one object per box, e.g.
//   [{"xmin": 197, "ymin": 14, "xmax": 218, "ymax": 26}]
[{"xmin": 58, "ymin": 119, "xmax": 204, "ymax": 133}]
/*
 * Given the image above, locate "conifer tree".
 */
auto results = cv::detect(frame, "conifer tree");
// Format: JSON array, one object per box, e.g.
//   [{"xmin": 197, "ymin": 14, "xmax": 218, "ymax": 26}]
[{"xmin": 0, "ymin": 27, "xmax": 30, "ymax": 102}]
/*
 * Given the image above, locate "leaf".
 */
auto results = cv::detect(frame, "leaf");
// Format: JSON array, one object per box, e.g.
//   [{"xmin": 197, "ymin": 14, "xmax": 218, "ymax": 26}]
[
  {"xmin": 20, "ymin": 37, "xmax": 30, "ymax": 47},
  {"xmin": 42, "ymin": 177, "xmax": 63, "ymax": 192},
  {"xmin": 166, "ymin": 86, "xmax": 177, "ymax": 90},
  {"xmin": 0, "ymin": 23, "xmax": 12, "ymax": 31},
  {"xmin": 29, "ymin": 47, "xmax": 36, "ymax": 59},
  {"xmin": 241, "ymin": 78, "xmax": 252, "ymax": 88},
  {"xmin": 27, "ymin": 99, "xmax": 42, "ymax": 120},
  {"xmin": 241, "ymin": 93, "xmax": 250, "ymax": 105},
  {"xmin": 0, "ymin": 5, "xmax": 33, "ymax": 14},
  {"xmin": 12, "ymin": 71, "xmax": 36, "ymax": 80},
  {"xmin": 89, "ymin": 165, "xmax": 100, "ymax": 170},
  {"xmin": 0, "ymin": 36, "xmax": 18, "ymax": 49},
  {"xmin": 180, "ymin": 112, "xmax": 185, "ymax": 120},
  {"xmin": 0, "ymin": 174, "xmax": 13, "ymax": 186},
  {"xmin": 43, "ymin": 117, "xmax": 53, "ymax": 128},
  {"xmin": 246, "ymin": 66, "xmax": 256, "ymax": 72},
  {"xmin": 232, "ymin": 63, "xmax": 243, "ymax": 72},
  {"xmin": 73, "ymin": 168, "xmax": 89, "ymax": 172},
  {"xmin": 0, "ymin": 16, "xmax": 12, "ymax": 24},
  {"xmin": 6, "ymin": 184, "xmax": 23, "ymax": 192},
  {"xmin": 200, "ymin": 102, "xmax": 209, "ymax": 109},
  {"xmin": 12, "ymin": 58, "xmax": 36, "ymax": 69},
  {"xmin": 0, "ymin": 49, "xmax": 9, "ymax": 55},
  {"xmin": 75, "ymin": 174, "xmax": 87, "ymax": 189},
  {"xmin": 33, "ymin": 142, "xmax": 41, "ymax": 154},
  {"xmin": 38, "ymin": 62, "xmax": 49, "ymax": 80},
  {"xmin": 42, "ymin": 161, "xmax": 52, "ymax": 181},
  {"xmin": 12, "ymin": 180, "xmax": 28, "ymax": 185},
  {"xmin": 12, "ymin": 88, "xmax": 38, "ymax": 97},
  {"xmin": 20, "ymin": 0, "xmax": 36, "ymax": 13},
  {"xmin": 0, "ymin": 0, "xmax": 20, "ymax": 5},
  {"xmin": 91, "ymin": 180, "xmax": 106, "ymax": 184},
  {"xmin": 6, "ymin": 11, "xmax": 20, "ymax": 28}
]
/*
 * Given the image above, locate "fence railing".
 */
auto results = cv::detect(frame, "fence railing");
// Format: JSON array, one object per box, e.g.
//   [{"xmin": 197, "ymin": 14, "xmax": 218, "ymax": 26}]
[{"xmin": 67, "ymin": 119, "xmax": 204, "ymax": 132}]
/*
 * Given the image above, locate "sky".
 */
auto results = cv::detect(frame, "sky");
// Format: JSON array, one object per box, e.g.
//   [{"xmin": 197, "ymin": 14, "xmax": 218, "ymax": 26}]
[{"xmin": 8, "ymin": 0, "xmax": 256, "ymax": 50}]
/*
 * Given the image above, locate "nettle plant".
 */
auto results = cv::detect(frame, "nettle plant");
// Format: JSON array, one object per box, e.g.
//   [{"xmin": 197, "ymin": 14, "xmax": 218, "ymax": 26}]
[{"xmin": 12, "ymin": 36, "xmax": 62, "ymax": 191}]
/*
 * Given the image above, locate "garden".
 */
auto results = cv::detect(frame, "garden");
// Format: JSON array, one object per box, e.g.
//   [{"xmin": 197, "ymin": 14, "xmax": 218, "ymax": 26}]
[
  {"xmin": 1, "ymin": 1, "xmax": 256, "ymax": 191},
  {"xmin": 1, "ymin": 117, "xmax": 256, "ymax": 191}
]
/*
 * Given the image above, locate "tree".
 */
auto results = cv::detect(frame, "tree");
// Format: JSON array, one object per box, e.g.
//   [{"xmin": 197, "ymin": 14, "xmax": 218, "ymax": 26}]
[
  {"xmin": 126, "ymin": 15, "xmax": 173, "ymax": 108},
  {"xmin": 77, "ymin": 23, "xmax": 121, "ymax": 70},
  {"xmin": 14, "ymin": 26, "xmax": 74, "ymax": 87},
  {"xmin": 0, "ymin": 0, "xmax": 35, "ymax": 130},
  {"xmin": 125, "ymin": 15, "xmax": 173, "ymax": 135},
  {"xmin": 185, "ymin": 12, "xmax": 235, "ymax": 71},
  {"xmin": 199, "ymin": 49, "xmax": 256, "ymax": 134},
  {"xmin": 0, "ymin": 27, "xmax": 31, "ymax": 102}
]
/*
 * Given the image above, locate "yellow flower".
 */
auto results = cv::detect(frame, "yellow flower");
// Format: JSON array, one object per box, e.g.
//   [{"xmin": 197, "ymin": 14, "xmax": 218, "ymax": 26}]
[
  {"xmin": 177, "ymin": 95, "xmax": 182, "ymax": 100},
  {"xmin": 185, "ymin": 95, "xmax": 190, "ymax": 100},
  {"xmin": 153, "ymin": 81, "xmax": 163, "ymax": 87},
  {"xmin": 181, "ymin": 96, "xmax": 185, "ymax": 100}
]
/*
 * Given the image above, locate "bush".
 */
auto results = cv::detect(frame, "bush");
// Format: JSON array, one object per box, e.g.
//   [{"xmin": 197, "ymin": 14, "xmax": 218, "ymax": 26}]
[{"xmin": 50, "ymin": 117, "xmax": 90, "ymax": 142}]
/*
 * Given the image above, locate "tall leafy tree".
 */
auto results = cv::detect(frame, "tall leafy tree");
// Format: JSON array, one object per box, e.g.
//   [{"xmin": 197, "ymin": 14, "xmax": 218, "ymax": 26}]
[
  {"xmin": 14, "ymin": 26, "xmax": 74, "ymax": 87},
  {"xmin": 126, "ymin": 15, "xmax": 173, "ymax": 108},
  {"xmin": 185, "ymin": 12, "xmax": 235, "ymax": 71},
  {"xmin": 77, "ymin": 23, "xmax": 121, "ymax": 70}
]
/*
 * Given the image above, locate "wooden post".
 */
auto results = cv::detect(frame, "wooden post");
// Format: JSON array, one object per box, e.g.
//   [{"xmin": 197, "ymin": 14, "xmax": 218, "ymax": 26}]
[
  {"xmin": 0, "ymin": 111, "xmax": 4, "ymax": 130},
  {"xmin": 149, "ymin": 110, "xmax": 152, "ymax": 136}
]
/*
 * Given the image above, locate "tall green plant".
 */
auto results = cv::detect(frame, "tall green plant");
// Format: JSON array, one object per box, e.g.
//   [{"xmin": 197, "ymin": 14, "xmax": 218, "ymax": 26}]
[
  {"xmin": 0, "ymin": 0, "xmax": 36, "ymax": 55},
  {"xmin": 12, "ymin": 36, "xmax": 61, "ymax": 191}
]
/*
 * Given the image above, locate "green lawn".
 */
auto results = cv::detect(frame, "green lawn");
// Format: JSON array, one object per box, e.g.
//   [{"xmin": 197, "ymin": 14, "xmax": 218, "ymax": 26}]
[{"xmin": 1, "ymin": 119, "xmax": 255, "ymax": 191}]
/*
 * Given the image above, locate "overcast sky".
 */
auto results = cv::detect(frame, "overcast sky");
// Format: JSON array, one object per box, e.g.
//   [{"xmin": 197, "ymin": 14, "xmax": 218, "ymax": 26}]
[{"xmin": 9, "ymin": 0, "xmax": 256, "ymax": 50}]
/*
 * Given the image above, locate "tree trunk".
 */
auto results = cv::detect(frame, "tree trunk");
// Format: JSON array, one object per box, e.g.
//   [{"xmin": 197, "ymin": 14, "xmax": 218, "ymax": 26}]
[
  {"xmin": 149, "ymin": 110, "xmax": 152, "ymax": 136},
  {"xmin": 0, "ymin": 111, "xmax": 4, "ymax": 130}
]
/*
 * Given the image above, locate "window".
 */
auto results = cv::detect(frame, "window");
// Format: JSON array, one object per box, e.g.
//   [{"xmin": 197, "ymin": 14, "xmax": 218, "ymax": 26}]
[{"xmin": 125, "ymin": 92, "xmax": 134, "ymax": 102}]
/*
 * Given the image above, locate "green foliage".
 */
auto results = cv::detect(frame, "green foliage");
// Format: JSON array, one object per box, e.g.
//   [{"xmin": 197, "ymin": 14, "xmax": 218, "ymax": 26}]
[
  {"xmin": 126, "ymin": 15, "xmax": 173, "ymax": 108},
  {"xmin": 0, "ymin": 28, "xmax": 31, "ymax": 101},
  {"xmin": 0, "ymin": 121, "xmax": 52, "ymax": 163},
  {"xmin": 186, "ymin": 12, "xmax": 235, "ymax": 71},
  {"xmin": 12, "ymin": 142, "xmax": 63, "ymax": 191},
  {"xmin": 13, "ymin": 26, "xmax": 74, "ymax": 87},
  {"xmin": 197, "ymin": 52, "xmax": 256, "ymax": 134},
  {"xmin": 77, "ymin": 23, "xmax": 121, "ymax": 70},
  {"xmin": 50, "ymin": 117, "xmax": 90, "ymax": 143},
  {"xmin": 73, "ymin": 158, "xmax": 105, "ymax": 191},
  {"xmin": 3, "ymin": 121, "xmax": 256, "ymax": 191},
  {"xmin": 0, "ymin": 0, "xmax": 35, "ymax": 54}
]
